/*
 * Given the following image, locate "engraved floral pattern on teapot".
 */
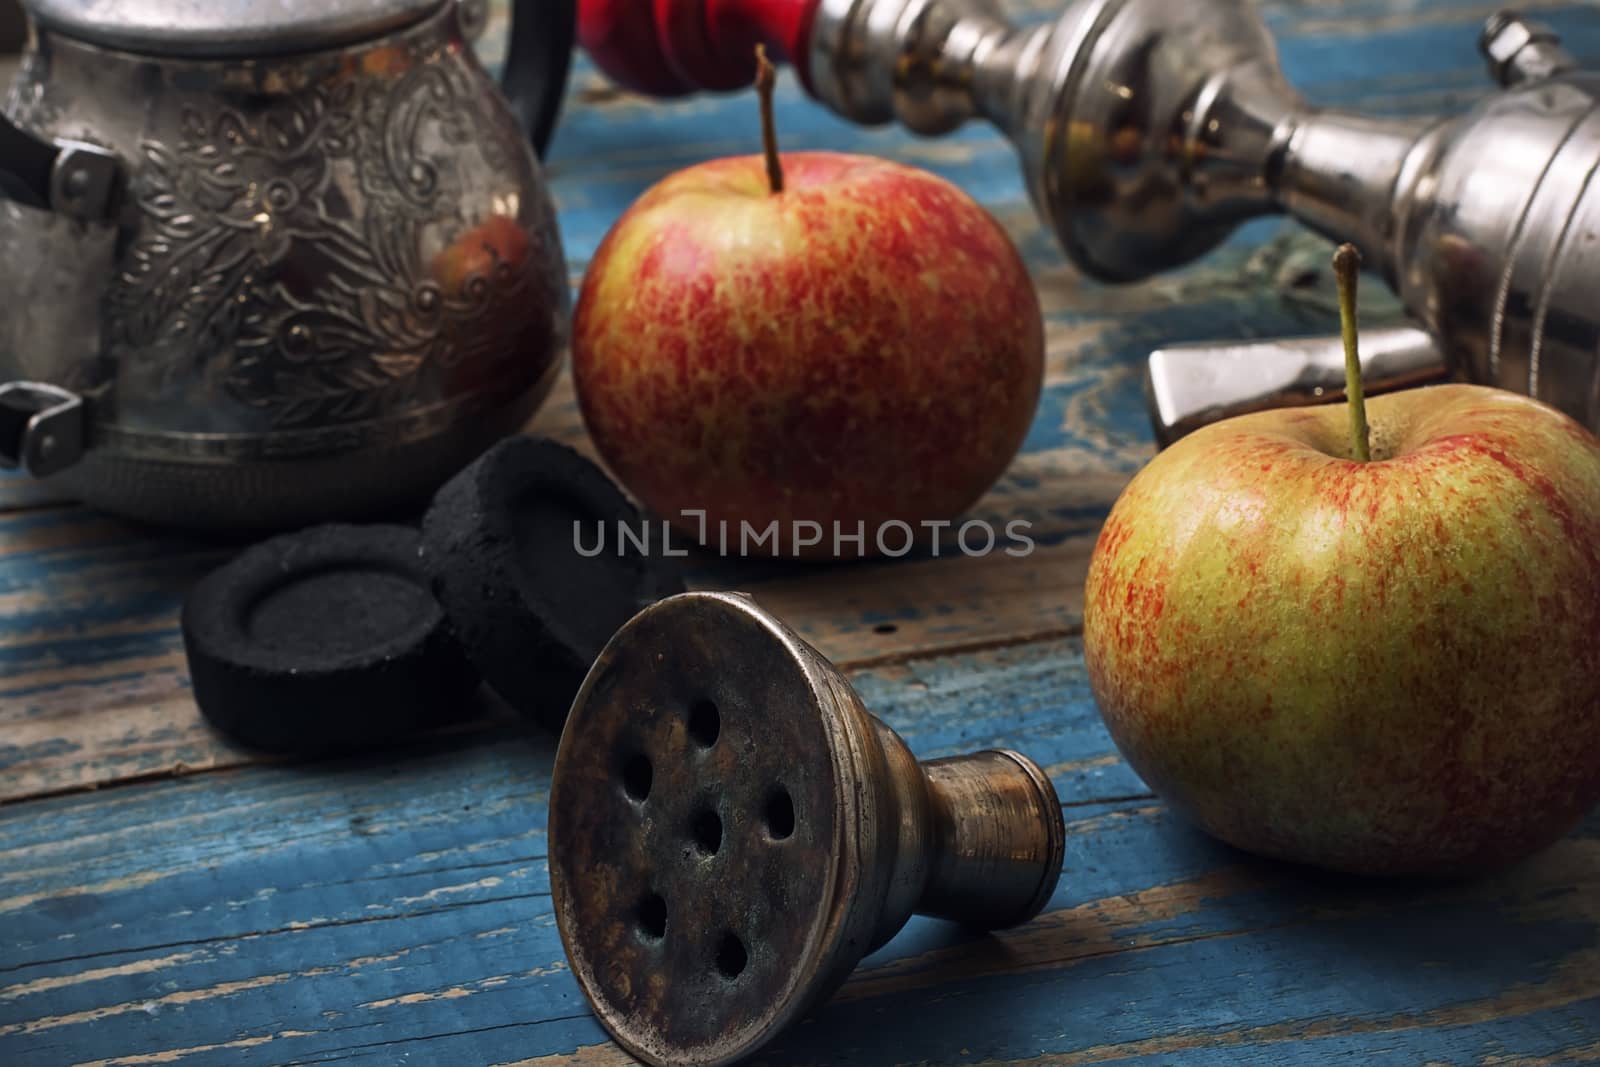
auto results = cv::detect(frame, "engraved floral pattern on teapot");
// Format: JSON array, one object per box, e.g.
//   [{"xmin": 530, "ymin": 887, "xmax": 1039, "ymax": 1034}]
[{"xmin": 108, "ymin": 58, "xmax": 542, "ymax": 428}]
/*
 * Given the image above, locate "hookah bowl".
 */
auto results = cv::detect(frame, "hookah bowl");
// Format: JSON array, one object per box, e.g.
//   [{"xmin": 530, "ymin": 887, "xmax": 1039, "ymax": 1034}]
[{"xmin": 549, "ymin": 591, "xmax": 1065, "ymax": 1067}]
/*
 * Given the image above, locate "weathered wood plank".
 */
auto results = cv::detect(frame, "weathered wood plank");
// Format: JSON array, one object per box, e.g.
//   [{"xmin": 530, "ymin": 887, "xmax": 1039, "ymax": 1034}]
[
  {"xmin": 4, "ymin": 3, "xmax": 1600, "ymax": 1063},
  {"xmin": 0, "ymin": 637, "xmax": 1595, "ymax": 1067}
]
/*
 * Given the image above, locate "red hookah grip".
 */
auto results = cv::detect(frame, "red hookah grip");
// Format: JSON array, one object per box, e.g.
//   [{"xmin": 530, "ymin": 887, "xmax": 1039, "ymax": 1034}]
[{"xmin": 578, "ymin": 0, "xmax": 819, "ymax": 96}]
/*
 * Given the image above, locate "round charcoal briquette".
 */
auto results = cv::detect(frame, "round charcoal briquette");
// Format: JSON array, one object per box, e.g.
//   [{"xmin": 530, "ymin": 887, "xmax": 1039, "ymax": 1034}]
[
  {"xmin": 181, "ymin": 524, "xmax": 478, "ymax": 753},
  {"xmin": 420, "ymin": 437, "xmax": 687, "ymax": 729}
]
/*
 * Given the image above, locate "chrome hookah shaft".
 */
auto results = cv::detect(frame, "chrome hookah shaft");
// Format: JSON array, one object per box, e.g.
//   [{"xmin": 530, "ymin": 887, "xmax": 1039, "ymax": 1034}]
[{"xmin": 580, "ymin": 1, "xmax": 1600, "ymax": 434}]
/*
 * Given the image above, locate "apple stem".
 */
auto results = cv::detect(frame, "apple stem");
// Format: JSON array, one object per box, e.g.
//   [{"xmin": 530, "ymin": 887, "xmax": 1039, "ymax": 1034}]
[
  {"xmin": 755, "ymin": 44, "xmax": 785, "ymax": 195},
  {"xmin": 1333, "ymin": 243, "xmax": 1372, "ymax": 463}
]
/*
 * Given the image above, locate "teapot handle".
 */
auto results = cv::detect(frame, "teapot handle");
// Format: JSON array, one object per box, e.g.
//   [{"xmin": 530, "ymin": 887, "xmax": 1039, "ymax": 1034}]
[
  {"xmin": 502, "ymin": 0, "xmax": 577, "ymax": 157},
  {"xmin": 0, "ymin": 117, "xmax": 107, "ymax": 482},
  {"xmin": 0, "ymin": 382, "xmax": 86, "ymax": 477},
  {"xmin": 0, "ymin": 114, "xmax": 121, "ymax": 220}
]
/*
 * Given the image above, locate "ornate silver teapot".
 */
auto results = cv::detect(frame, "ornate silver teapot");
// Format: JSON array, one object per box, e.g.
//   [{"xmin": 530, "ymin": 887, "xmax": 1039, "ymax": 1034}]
[{"xmin": 0, "ymin": 0, "xmax": 574, "ymax": 527}]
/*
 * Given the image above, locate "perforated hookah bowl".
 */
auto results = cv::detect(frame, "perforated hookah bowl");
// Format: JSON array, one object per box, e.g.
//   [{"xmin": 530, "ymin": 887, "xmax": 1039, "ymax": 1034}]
[{"xmin": 549, "ymin": 591, "xmax": 1066, "ymax": 1067}]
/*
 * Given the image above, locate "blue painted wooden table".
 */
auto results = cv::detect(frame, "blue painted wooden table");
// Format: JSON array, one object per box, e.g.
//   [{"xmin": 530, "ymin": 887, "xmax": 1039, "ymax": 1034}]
[{"xmin": 4, "ymin": 2, "xmax": 1600, "ymax": 1064}]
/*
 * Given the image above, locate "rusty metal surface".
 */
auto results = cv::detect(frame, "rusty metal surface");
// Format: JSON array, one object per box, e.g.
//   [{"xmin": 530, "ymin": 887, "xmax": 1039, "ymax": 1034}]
[
  {"xmin": 550, "ymin": 592, "xmax": 1066, "ymax": 1067},
  {"xmin": 547, "ymin": 592, "xmax": 847, "ymax": 1065}
]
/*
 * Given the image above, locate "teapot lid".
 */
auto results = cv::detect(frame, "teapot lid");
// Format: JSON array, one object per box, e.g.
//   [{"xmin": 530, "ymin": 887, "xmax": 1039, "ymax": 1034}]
[{"xmin": 26, "ymin": 0, "xmax": 448, "ymax": 57}]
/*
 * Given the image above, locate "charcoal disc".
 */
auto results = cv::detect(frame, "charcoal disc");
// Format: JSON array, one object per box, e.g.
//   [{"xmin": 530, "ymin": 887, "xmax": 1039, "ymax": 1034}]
[
  {"xmin": 181, "ymin": 524, "xmax": 477, "ymax": 753},
  {"xmin": 420, "ymin": 437, "xmax": 687, "ymax": 729}
]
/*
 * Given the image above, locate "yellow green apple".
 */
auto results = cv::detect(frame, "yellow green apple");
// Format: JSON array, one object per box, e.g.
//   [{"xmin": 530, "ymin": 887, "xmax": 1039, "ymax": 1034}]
[{"xmin": 1085, "ymin": 249, "xmax": 1600, "ymax": 876}]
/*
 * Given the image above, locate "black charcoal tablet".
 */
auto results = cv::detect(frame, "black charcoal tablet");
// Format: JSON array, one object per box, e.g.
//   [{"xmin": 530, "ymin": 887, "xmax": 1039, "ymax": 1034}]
[
  {"xmin": 181, "ymin": 524, "xmax": 477, "ymax": 753},
  {"xmin": 420, "ymin": 437, "xmax": 687, "ymax": 729}
]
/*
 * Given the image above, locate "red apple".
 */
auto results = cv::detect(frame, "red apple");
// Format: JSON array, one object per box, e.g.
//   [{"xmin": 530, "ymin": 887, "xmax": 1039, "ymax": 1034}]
[
  {"xmin": 571, "ymin": 68, "xmax": 1042, "ymax": 558},
  {"xmin": 1084, "ymin": 381, "xmax": 1600, "ymax": 876}
]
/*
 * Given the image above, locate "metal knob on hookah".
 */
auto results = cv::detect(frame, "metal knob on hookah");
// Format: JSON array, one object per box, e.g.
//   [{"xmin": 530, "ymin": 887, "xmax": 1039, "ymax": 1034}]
[{"xmin": 549, "ymin": 591, "xmax": 1065, "ymax": 1067}]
